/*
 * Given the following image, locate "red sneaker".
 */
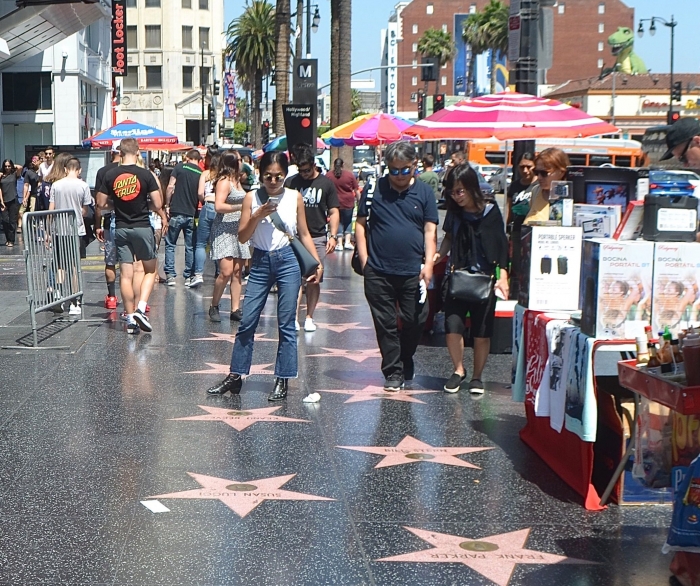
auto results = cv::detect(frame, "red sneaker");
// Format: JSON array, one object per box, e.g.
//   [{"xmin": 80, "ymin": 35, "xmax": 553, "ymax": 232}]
[{"xmin": 104, "ymin": 295, "xmax": 118, "ymax": 309}]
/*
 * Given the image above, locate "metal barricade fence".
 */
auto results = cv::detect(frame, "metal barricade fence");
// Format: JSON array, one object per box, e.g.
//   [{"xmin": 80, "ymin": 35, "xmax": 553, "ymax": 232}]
[{"xmin": 11, "ymin": 209, "xmax": 85, "ymax": 349}]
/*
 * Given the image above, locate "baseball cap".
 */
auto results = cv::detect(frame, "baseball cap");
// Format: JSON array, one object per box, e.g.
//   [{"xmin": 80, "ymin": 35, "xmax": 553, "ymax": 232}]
[
  {"xmin": 111, "ymin": 140, "xmax": 121, "ymax": 153},
  {"xmin": 661, "ymin": 117, "xmax": 700, "ymax": 160}
]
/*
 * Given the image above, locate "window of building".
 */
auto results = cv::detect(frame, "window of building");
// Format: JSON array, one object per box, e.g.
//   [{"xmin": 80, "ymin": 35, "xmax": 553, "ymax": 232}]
[
  {"xmin": 442, "ymin": 24, "xmax": 448, "ymax": 33},
  {"xmin": 598, "ymin": 23, "xmax": 604, "ymax": 33},
  {"xmin": 597, "ymin": 58, "xmax": 604, "ymax": 68},
  {"xmin": 442, "ymin": 62, "xmax": 447, "ymax": 69},
  {"xmin": 146, "ymin": 66, "xmax": 162, "ymax": 89},
  {"xmin": 469, "ymin": 3, "xmax": 476, "ymax": 13},
  {"xmin": 199, "ymin": 27, "xmax": 210, "ymax": 49},
  {"xmin": 145, "ymin": 25, "xmax": 161, "ymax": 48},
  {"xmin": 411, "ymin": 76, "xmax": 417, "ymax": 86},
  {"xmin": 200, "ymin": 66, "xmax": 210, "ymax": 89},
  {"xmin": 126, "ymin": 0, "xmax": 136, "ymax": 6},
  {"xmin": 412, "ymin": 42, "xmax": 417, "ymax": 52},
  {"xmin": 426, "ymin": 4, "xmax": 433, "ymax": 15},
  {"xmin": 412, "ymin": 58, "xmax": 417, "ymax": 69},
  {"xmin": 183, "ymin": 66, "xmax": 194, "ymax": 90},
  {"xmin": 182, "ymin": 26, "xmax": 193, "ymax": 49},
  {"xmin": 598, "ymin": 41, "xmax": 604, "ymax": 51},
  {"xmin": 124, "ymin": 66, "xmax": 139, "ymax": 90},
  {"xmin": 412, "ymin": 24, "xmax": 418, "ymax": 34},
  {"xmin": 145, "ymin": 0, "xmax": 160, "ymax": 6},
  {"xmin": 598, "ymin": 2, "xmax": 605, "ymax": 14},
  {"xmin": 126, "ymin": 26, "xmax": 137, "ymax": 50},
  {"xmin": 442, "ymin": 75, "xmax": 447, "ymax": 86},
  {"xmin": 182, "ymin": 0, "xmax": 191, "ymax": 6},
  {"xmin": 558, "ymin": 3, "xmax": 565, "ymax": 14},
  {"xmin": 2, "ymin": 72, "xmax": 52, "ymax": 111},
  {"xmin": 199, "ymin": 0, "xmax": 209, "ymax": 9}
]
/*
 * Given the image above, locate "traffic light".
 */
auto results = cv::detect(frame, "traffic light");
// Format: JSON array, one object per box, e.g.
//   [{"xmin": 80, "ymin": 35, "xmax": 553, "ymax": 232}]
[
  {"xmin": 417, "ymin": 93, "xmax": 426, "ymax": 120},
  {"xmin": 213, "ymin": 79, "xmax": 220, "ymax": 97},
  {"xmin": 208, "ymin": 104, "xmax": 215, "ymax": 134},
  {"xmin": 668, "ymin": 110, "xmax": 681, "ymax": 125},
  {"xmin": 262, "ymin": 120, "xmax": 271, "ymax": 144},
  {"xmin": 672, "ymin": 81, "xmax": 682, "ymax": 102},
  {"xmin": 433, "ymin": 93, "xmax": 445, "ymax": 113}
]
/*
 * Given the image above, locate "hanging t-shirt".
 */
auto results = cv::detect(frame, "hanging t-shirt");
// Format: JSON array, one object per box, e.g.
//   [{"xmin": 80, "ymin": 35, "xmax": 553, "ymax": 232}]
[
  {"xmin": 286, "ymin": 173, "xmax": 339, "ymax": 238},
  {"xmin": 103, "ymin": 164, "xmax": 160, "ymax": 228}
]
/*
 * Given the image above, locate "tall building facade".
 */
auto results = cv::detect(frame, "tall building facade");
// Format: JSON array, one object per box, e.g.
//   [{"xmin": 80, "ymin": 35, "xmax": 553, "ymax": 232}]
[
  {"xmin": 381, "ymin": 0, "xmax": 634, "ymax": 119},
  {"xmin": 118, "ymin": 0, "xmax": 225, "ymax": 143}
]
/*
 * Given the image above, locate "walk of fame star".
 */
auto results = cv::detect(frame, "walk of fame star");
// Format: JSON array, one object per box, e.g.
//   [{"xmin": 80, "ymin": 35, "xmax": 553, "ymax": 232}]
[
  {"xmin": 377, "ymin": 527, "xmax": 595, "ymax": 586},
  {"xmin": 337, "ymin": 435, "xmax": 492, "ymax": 468},
  {"xmin": 151, "ymin": 473, "xmax": 334, "ymax": 518},
  {"xmin": 306, "ymin": 348, "xmax": 381, "ymax": 362},
  {"xmin": 170, "ymin": 405, "xmax": 309, "ymax": 431},
  {"xmin": 185, "ymin": 362, "xmax": 275, "ymax": 376},
  {"xmin": 306, "ymin": 301, "xmax": 358, "ymax": 311},
  {"xmin": 308, "ymin": 322, "xmax": 371, "ymax": 333},
  {"xmin": 320, "ymin": 385, "xmax": 438, "ymax": 404},
  {"xmin": 190, "ymin": 332, "xmax": 277, "ymax": 344}
]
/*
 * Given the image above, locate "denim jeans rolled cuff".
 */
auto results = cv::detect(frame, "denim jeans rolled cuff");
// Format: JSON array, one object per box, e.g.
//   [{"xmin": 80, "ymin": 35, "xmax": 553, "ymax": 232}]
[
  {"xmin": 163, "ymin": 213, "xmax": 194, "ymax": 278},
  {"xmin": 193, "ymin": 202, "xmax": 216, "ymax": 276},
  {"xmin": 229, "ymin": 245, "xmax": 301, "ymax": 378}
]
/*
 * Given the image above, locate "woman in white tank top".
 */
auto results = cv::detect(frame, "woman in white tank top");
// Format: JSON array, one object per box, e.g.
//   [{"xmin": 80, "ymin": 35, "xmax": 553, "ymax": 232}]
[{"xmin": 205, "ymin": 151, "xmax": 322, "ymax": 401}]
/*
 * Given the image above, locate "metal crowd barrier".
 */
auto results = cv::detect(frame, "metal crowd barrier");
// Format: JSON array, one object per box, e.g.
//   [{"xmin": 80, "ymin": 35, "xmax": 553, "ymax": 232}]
[{"xmin": 4, "ymin": 209, "xmax": 84, "ymax": 349}]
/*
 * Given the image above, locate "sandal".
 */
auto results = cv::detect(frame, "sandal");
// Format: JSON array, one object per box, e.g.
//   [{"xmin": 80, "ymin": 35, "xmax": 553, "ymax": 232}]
[{"xmin": 468, "ymin": 379, "xmax": 485, "ymax": 394}]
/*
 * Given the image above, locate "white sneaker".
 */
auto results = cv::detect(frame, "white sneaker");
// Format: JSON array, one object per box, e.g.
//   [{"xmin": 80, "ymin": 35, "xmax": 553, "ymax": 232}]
[
  {"xmin": 344, "ymin": 242, "xmax": 354, "ymax": 250},
  {"xmin": 334, "ymin": 244, "xmax": 343, "ymax": 252},
  {"xmin": 189, "ymin": 275, "xmax": 203, "ymax": 287},
  {"xmin": 304, "ymin": 318, "xmax": 317, "ymax": 332},
  {"xmin": 184, "ymin": 277, "xmax": 192, "ymax": 288},
  {"xmin": 295, "ymin": 320, "xmax": 300, "ymax": 332},
  {"xmin": 68, "ymin": 303, "xmax": 81, "ymax": 316}
]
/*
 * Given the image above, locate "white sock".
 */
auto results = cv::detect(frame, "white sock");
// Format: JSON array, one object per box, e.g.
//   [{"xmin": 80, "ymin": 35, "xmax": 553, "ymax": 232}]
[{"xmin": 137, "ymin": 301, "xmax": 147, "ymax": 313}]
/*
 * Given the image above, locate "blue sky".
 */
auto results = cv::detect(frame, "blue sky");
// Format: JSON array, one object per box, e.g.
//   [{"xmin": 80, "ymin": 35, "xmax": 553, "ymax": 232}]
[{"xmin": 223, "ymin": 0, "xmax": 698, "ymax": 90}]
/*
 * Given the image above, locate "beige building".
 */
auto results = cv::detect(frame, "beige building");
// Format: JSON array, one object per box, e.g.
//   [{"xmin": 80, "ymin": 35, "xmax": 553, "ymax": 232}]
[{"xmin": 118, "ymin": 0, "xmax": 225, "ymax": 144}]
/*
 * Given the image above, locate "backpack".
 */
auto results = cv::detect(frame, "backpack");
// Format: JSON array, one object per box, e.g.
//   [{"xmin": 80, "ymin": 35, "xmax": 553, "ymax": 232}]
[{"xmin": 351, "ymin": 175, "xmax": 377, "ymax": 276}]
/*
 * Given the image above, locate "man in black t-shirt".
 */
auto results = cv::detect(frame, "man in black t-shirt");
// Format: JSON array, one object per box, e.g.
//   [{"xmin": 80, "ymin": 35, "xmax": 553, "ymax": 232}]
[
  {"xmin": 356, "ymin": 141, "xmax": 438, "ymax": 391},
  {"xmin": 164, "ymin": 149, "xmax": 202, "ymax": 286},
  {"xmin": 95, "ymin": 138, "xmax": 162, "ymax": 334},
  {"xmin": 287, "ymin": 143, "xmax": 339, "ymax": 332}
]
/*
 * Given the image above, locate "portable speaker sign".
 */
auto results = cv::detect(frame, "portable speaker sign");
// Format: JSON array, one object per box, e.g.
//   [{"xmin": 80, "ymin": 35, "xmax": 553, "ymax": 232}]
[
  {"xmin": 282, "ymin": 105, "xmax": 315, "ymax": 152},
  {"xmin": 111, "ymin": 0, "xmax": 127, "ymax": 76}
]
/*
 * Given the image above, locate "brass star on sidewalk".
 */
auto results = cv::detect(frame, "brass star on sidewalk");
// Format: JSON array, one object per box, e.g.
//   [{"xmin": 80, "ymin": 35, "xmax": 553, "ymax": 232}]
[
  {"xmin": 170, "ymin": 405, "xmax": 309, "ymax": 431},
  {"xmin": 320, "ymin": 385, "xmax": 438, "ymax": 404},
  {"xmin": 377, "ymin": 527, "xmax": 595, "ymax": 586},
  {"xmin": 150, "ymin": 472, "xmax": 334, "ymax": 518},
  {"xmin": 306, "ymin": 348, "xmax": 382, "ymax": 363},
  {"xmin": 337, "ymin": 435, "xmax": 493, "ymax": 468}
]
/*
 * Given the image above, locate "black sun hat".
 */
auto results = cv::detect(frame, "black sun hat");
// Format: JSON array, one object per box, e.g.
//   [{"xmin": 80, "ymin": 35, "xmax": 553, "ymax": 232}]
[{"xmin": 661, "ymin": 117, "xmax": 700, "ymax": 160}]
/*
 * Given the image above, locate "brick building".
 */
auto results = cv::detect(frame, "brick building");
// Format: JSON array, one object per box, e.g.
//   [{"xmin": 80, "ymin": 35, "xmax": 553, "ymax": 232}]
[{"xmin": 381, "ymin": 0, "xmax": 635, "ymax": 119}]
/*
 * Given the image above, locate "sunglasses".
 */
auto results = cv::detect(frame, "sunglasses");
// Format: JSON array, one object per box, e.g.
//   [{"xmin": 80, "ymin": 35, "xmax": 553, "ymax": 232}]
[
  {"xmin": 534, "ymin": 169, "xmax": 552, "ymax": 178},
  {"xmin": 388, "ymin": 166, "xmax": 413, "ymax": 176},
  {"xmin": 298, "ymin": 166, "xmax": 314, "ymax": 174},
  {"xmin": 263, "ymin": 173, "xmax": 285, "ymax": 183},
  {"xmin": 679, "ymin": 140, "xmax": 693, "ymax": 165}
]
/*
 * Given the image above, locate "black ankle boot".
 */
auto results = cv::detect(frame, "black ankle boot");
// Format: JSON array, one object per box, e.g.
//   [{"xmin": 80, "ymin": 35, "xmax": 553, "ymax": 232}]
[
  {"xmin": 268, "ymin": 378, "xmax": 288, "ymax": 401},
  {"xmin": 207, "ymin": 373, "xmax": 243, "ymax": 395}
]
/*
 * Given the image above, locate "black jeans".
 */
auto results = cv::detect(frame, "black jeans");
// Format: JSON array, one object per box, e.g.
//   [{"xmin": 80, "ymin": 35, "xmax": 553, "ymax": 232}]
[
  {"xmin": 1, "ymin": 198, "xmax": 19, "ymax": 244},
  {"xmin": 364, "ymin": 264, "xmax": 429, "ymax": 378}
]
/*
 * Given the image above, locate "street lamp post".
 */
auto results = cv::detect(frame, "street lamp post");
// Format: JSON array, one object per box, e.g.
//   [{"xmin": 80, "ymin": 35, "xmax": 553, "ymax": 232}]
[
  {"xmin": 305, "ymin": 3, "xmax": 320, "ymax": 58},
  {"xmin": 201, "ymin": 40, "xmax": 207, "ymax": 145},
  {"xmin": 637, "ymin": 15, "xmax": 677, "ymax": 123}
]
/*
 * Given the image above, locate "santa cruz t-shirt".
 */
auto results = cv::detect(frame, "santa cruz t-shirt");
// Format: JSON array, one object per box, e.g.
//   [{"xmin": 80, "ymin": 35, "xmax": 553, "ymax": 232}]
[{"xmin": 104, "ymin": 164, "xmax": 159, "ymax": 228}]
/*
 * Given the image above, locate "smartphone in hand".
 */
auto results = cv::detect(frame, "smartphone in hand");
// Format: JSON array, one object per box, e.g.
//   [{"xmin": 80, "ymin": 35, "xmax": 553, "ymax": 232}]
[{"xmin": 267, "ymin": 196, "xmax": 279, "ymax": 206}]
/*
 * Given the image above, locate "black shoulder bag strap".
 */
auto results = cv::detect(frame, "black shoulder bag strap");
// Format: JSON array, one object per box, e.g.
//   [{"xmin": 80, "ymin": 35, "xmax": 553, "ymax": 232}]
[{"xmin": 257, "ymin": 187, "xmax": 293, "ymax": 239}]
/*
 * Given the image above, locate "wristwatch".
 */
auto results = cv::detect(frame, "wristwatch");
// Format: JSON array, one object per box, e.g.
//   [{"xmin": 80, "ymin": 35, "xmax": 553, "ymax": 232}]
[{"xmin": 329, "ymin": 235, "xmax": 338, "ymax": 240}]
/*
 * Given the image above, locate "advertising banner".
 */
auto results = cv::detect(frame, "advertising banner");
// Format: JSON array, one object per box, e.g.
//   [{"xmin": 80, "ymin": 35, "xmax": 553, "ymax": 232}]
[
  {"xmin": 224, "ymin": 71, "xmax": 236, "ymax": 119},
  {"xmin": 282, "ymin": 104, "xmax": 316, "ymax": 151},
  {"xmin": 111, "ymin": 0, "xmax": 127, "ymax": 76}
]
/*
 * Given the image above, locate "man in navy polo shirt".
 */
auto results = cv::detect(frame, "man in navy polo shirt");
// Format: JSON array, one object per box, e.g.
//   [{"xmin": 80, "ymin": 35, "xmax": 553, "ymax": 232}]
[{"xmin": 355, "ymin": 141, "xmax": 438, "ymax": 391}]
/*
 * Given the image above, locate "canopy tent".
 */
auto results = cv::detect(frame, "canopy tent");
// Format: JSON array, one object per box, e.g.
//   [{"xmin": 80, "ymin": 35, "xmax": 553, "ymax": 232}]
[
  {"xmin": 321, "ymin": 113, "xmax": 415, "ymax": 147},
  {"xmin": 83, "ymin": 120, "xmax": 179, "ymax": 148}
]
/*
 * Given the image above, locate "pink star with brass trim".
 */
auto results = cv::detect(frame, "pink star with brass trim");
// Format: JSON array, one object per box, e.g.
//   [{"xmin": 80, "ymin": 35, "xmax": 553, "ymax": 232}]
[
  {"xmin": 190, "ymin": 332, "xmax": 277, "ymax": 344},
  {"xmin": 150, "ymin": 473, "xmax": 334, "ymax": 518},
  {"xmin": 170, "ymin": 405, "xmax": 309, "ymax": 431},
  {"xmin": 310, "ymin": 322, "xmax": 372, "ymax": 333},
  {"xmin": 320, "ymin": 385, "xmax": 438, "ymax": 404},
  {"xmin": 185, "ymin": 363, "xmax": 275, "ymax": 376},
  {"xmin": 337, "ymin": 435, "xmax": 492, "ymax": 468},
  {"xmin": 306, "ymin": 301, "xmax": 358, "ymax": 311},
  {"xmin": 306, "ymin": 348, "xmax": 382, "ymax": 363},
  {"xmin": 377, "ymin": 527, "xmax": 595, "ymax": 586}
]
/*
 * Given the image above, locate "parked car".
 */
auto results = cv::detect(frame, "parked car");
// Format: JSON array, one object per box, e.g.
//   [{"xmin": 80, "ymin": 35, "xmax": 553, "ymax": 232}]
[
  {"xmin": 657, "ymin": 170, "xmax": 700, "ymax": 199},
  {"xmin": 488, "ymin": 167, "xmax": 513, "ymax": 193},
  {"xmin": 648, "ymin": 170, "xmax": 695, "ymax": 197},
  {"xmin": 472, "ymin": 164, "xmax": 502, "ymax": 183}
]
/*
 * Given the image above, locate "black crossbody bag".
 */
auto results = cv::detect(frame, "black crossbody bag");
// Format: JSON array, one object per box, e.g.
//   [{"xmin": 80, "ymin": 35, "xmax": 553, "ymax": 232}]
[
  {"xmin": 445, "ymin": 214, "xmax": 495, "ymax": 303},
  {"xmin": 257, "ymin": 188, "xmax": 319, "ymax": 278},
  {"xmin": 351, "ymin": 176, "xmax": 377, "ymax": 276}
]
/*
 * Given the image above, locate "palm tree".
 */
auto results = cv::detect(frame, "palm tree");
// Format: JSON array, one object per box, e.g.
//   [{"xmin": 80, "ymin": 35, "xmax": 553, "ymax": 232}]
[
  {"xmin": 351, "ymin": 89, "xmax": 363, "ymax": 118},
  {"xmin": 462, "ymin": 14, "xmax": 489, "ymax": 97},
  {"xmin": 480, "ymin": 0, "xmax": 509, "ymax": 94},
  {"xmin": 330, "ymin": 0, "xmax": 353, "ymax": 167},
  {"xmin": 226, "ymin": 1, "xmax": 275, "ymax": 147},
  {"xmin": 274, "ymin": 0, "xmax": 292, "ymax": 138},
  {"xmin": 417, "ymin": 28, "xmax": 456, "ymax": 93}
]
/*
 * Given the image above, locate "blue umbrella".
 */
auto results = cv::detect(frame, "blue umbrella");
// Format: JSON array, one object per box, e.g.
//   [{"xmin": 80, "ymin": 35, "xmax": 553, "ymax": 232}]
[
  {"xmin": 263, "ymin": 135, "xmax": 327, "ymax": 152},
  {"xmin": 82, "ymin": 119, "xmax": 179, "ymax": 148}
]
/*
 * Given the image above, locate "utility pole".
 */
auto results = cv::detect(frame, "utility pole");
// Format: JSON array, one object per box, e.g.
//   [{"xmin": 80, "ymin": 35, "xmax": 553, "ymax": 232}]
[
  {"xmin": 201, "ymin": 41, "xmax": 206, "ymax": 146},
  {"xmin": 295, "ymin": 0, "xmax": 303, "ymax": 58}
]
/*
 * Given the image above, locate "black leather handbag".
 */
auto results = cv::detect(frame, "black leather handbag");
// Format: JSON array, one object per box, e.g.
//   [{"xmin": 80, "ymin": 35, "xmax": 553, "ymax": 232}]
[{"xmin": 447, "ymin": 268, "xmax": 494, "ymax": 303}]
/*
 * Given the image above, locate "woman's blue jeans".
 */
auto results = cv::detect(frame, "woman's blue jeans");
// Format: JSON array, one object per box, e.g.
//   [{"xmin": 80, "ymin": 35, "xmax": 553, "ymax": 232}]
[
  {"xmin": 193, "ymin": 202, "xmax": 216, "ymax": 276},
  {"xmin": 229, "ymin": 246, "xmax": 301, "ymax": 378}
]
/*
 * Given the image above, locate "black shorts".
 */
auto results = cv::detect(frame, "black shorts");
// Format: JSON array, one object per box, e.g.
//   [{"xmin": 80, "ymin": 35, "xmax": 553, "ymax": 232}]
[
  {"xmin": 53, "ymin": 235, "xmax": 83, "ymax": 270},
  {"xmin": 115, "ymin": 226, "xmax": 157, "ymax": 263},
  {"xmin": 444, "ymin": 291, "xmax": 497, "ymax": 339}
]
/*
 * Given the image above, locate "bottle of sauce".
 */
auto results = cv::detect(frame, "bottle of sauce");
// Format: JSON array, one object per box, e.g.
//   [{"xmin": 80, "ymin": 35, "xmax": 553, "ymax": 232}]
[
  {"xmin": 645, "ymin": 325, "xmax": 654, "ymax": 346},
  {"xmin": 636, "ymin": 337, "xmax": 650, "ymax": 365},
  {"xmin": 660, "ymin": 328, "xmax": 674, "ymax": 374},
  {"xmin": 647, "ymin": 343, "xmax": 662, "ymax": 376},
  {"xmin": 684, "ymin": 334, "xmax": 700, "ymax": 386},
  {"xmin": 671, "ymin": 338, "xmax": 685, "ymax": 375}
]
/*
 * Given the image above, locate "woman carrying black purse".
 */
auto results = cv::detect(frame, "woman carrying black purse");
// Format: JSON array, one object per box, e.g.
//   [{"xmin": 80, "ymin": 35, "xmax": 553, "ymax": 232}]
[{"xmin": 434, "ymin": 163, "xmax": 509, "ymax": 394}]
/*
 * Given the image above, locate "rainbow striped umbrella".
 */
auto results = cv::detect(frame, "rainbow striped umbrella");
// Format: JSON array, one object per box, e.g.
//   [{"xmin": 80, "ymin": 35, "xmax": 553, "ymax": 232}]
[
  {"xmin": 404, "ymin": 92, "xmax": 619, "ymax": 140},
  {"xmin": 322, "ymin": 113, "xmax": 415, "ymax": 147}
]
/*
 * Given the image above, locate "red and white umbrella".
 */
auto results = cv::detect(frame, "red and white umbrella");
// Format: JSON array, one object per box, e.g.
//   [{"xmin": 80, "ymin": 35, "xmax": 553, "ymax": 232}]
[{"xmin": 405, "ymin": 92, "xmax": 619, "ymax": 140}]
